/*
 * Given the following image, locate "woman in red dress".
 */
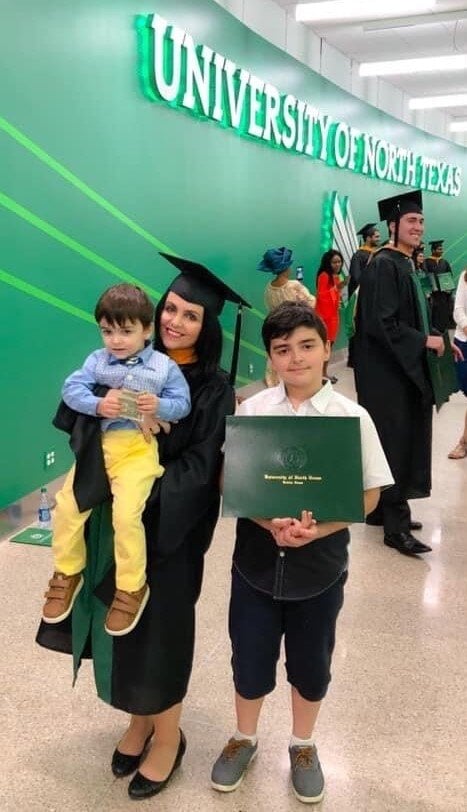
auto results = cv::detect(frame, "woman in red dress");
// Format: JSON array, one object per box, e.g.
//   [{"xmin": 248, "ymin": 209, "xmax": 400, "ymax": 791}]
[{"xmin": 315, "ymin": 249, "xmax": 346, "ymax": 381}]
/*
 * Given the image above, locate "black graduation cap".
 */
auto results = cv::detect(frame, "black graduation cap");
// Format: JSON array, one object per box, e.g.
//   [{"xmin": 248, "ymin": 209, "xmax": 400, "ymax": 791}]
[
  {"xmin": 429, "ymin": 240, "xmax": 444, "ymax": 250},
  {"xmin": 377, "ymin": 190, "xmax": 423, "ymax": 224},
  {"xmin": 159, "ymin": 252, "xmax": 251, "ymax": 385},
  {"xmin": 357, "ymin": 223, "xmax": 377, "ymax": 238}
]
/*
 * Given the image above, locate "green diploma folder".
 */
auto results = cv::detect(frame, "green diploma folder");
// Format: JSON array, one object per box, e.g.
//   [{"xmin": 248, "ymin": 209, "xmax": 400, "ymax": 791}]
[
  {"xmin": 222, "ymin": 416, "xmax": 365, "ymax": 522},
  {"xmin": 435, "ymin": 272, "xmax": 455, "ymax": 293}
]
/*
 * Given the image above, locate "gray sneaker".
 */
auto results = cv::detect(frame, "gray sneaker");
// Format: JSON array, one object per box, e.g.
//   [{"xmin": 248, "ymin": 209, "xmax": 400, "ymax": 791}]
[
  {"xmin": 289, "ymin": 744, "xmax": 324, "ymax": 804},
  {"xmin": 211, "ymin": 737, "xmax": 258, "ymax": 792}
]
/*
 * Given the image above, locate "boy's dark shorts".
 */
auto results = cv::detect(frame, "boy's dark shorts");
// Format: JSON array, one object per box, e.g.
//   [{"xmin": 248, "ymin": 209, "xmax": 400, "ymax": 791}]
[{"xmin": 229, "ymin": 567, "xmax": 347, "ymax": 702}]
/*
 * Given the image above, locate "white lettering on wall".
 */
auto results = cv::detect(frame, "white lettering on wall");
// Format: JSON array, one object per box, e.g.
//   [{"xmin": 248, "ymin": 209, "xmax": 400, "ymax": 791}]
[{"xmin": 142, "ymin": 14, "xmax": 462, "ymax": 197}]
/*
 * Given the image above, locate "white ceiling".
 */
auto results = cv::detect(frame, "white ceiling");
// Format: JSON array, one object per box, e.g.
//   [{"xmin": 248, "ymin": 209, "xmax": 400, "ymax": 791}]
[{"xmin": 273, "ymin": 1, "xmax": 467, "ymax": 119}]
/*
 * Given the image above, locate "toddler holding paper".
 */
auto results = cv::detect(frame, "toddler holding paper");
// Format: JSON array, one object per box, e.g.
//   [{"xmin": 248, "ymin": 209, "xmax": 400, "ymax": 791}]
[{"xmin": 41, "ymin": 283, "xmax": 190, "ymax": 636}]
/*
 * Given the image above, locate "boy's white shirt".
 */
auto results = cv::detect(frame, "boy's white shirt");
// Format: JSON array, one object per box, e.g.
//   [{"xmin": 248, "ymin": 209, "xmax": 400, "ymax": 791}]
[{"xmin": 237, "ymin": 380, "xmax": 394, "ymax": 492}]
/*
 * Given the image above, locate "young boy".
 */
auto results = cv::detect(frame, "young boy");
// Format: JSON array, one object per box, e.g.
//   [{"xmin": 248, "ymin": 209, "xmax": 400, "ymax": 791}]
[
  {"xmin": 42, "ymin": 283, "xmax": 191, "ymax": 636},
  {"xmin": 212, "ymin": 301, "xmax": 393, "ymax": 803}
]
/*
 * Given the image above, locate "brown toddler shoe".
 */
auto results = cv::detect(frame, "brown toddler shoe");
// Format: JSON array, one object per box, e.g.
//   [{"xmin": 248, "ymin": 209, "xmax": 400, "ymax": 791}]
[
  {"xmin": 105, "ymin": 583, "xmax": 150, "ymax": 636},
  {"xmin": 42, "ymin": 572, "xmax": 84, "ymax": 623}
]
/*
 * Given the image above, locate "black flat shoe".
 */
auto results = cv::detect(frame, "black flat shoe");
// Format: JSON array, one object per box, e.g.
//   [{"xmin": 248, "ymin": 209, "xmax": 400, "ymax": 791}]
[
  {"xmin": 384, "ymin": 532, "xmax": 431, "ymax": 556},
  {"xmin": 111, "ymin": 729, "xmax": 154, "ymax": 778},
  {"xmin": 128, "ymin": 729, "xmax": 186, "ymax": 800}
]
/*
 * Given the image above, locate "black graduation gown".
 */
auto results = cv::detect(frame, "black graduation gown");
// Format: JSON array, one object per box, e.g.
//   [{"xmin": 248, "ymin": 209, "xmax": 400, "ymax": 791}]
[
  {"xmin": 36, "ymin": 364, "xmax": 235, "ymax": 714},
  {"xmin": 424, "ymin": 257, "xmax": 455, "ymax": 332},
  {"xmin": 348, "ymin": 247, "xmax": 373, "ymax": 298},
  {"xmin": 353, "ymin": 248, "xmax": 433, "ymax": 501}
]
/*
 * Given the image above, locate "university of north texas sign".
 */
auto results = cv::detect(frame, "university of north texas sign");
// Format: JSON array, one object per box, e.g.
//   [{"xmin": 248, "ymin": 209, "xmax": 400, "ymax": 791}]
[{"xmin": 137, "ymin": 13, "xmax": 462, "ymax": 197}]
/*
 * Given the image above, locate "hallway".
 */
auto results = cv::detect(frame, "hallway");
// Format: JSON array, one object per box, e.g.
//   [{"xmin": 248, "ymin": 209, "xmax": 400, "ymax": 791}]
[{"xmin": 1, "ymin": 359, "xmax": 466, "ymax": 811}]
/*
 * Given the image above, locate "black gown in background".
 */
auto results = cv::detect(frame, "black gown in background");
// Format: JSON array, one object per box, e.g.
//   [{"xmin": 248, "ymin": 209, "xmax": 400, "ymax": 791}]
[
  {"xmin": 347, "ymin": 246, "xmax": 374, "ymax": 368},
  {"xmin": 424, "ymin": 256, "xmax": 455, "ymax": 332},
  {"xmin": 348, "ymin": 246, "xmax": 373, "ymax": 298},
  {"xmin": 353, "ymin": 248, "xmax": 434, "ymax": 532},
  {"xmin": 37, "ymin": 363, "xmax": 235, "ymax": 714}
]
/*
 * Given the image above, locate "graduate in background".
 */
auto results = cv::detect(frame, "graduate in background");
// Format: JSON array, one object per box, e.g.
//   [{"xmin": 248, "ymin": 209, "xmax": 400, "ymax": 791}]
[
  {"xmin": 347, "ymin": 223, "xmax": 380, "ymax": 368},
  {"xmin": 353, "ymin": 190, "xmax": 445, "ymax": 557},
  {"xmin": 425, "ymin": 239, "xmax": 455, "ymax": 332},
  {"xmin": 413, "ymin": 246, "xmax": 425, "ymax": 272},
  {"xmin": 348, "ymin": 223, "xmax": 380, "ymax": 298}
]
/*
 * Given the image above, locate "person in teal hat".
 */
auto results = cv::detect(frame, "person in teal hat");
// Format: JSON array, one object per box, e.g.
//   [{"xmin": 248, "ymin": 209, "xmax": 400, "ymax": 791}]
[{"xmin": 259, "ymin": 247, "xmax": 316, "ymax": 386}]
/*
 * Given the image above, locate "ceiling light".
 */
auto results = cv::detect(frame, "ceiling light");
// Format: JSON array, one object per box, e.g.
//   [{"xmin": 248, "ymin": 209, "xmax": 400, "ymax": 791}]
[
  {"xmin": 409, "ymin": 94, "xmax": 467, "ymax": 110},
  {"xmin": 296, "ymin": 1, "xmax": 430, "ymax": 24},
  {"xmin": 450, "ymin": 121, "xmax": 467, "ymax": 132},
  {"xmin": 360, "ymin": 54, "xmax": 467, "ymax": 77}
]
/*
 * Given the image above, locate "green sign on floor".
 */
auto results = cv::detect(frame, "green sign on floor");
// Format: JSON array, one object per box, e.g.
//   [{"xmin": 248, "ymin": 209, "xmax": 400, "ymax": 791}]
[{"xmin": 9, "ymin": 526, "xmax": 52, "ymax": 547}]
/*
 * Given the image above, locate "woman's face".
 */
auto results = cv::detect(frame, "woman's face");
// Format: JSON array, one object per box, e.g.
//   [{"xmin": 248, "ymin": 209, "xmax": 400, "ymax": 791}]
[
  {"xmin": 330, "ymin": 254, "xmax": 343, "ymax": 273},
  {"xmin": 159, "ymin": 291, "xmax": 204, "ymax": 350}
]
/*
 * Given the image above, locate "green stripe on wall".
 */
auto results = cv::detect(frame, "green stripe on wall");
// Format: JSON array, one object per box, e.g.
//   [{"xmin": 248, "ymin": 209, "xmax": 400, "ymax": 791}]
[
  {"xmin": 0, "ymin": 116, "xmax": 267, "ymax": 321},
  {"xmin": 0, "ymin": 267, "xmax": 95, "ymax": 323},
  {"xmin": 0, "ymin": 191, "xmax": 266, "ymax": 356},
  {"xmin": 0, "ymin": 191, "xmax": 163, "ymax": 299},
  {"xmin": 0, "ymin": 116, "xmax": 174, "ymax": 255},
  {"xmin": 0, "ymin": 269, "xmax": 257, "ymax": 387},
  {"xmin": 0, "ymin": 265, "xmax": 266, "ymax": 364}
]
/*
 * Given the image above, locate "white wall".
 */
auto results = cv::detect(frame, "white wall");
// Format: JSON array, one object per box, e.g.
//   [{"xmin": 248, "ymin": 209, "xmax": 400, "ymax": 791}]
[{"xmin": 213, "ymin": 0, "xmax": 466, "ymax": 147}]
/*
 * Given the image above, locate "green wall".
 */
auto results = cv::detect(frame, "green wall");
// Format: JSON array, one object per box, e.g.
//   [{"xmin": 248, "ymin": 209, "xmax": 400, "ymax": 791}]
[{"xmin": 1, "ymin": 0, "xmax": 467, "ymax": 507}]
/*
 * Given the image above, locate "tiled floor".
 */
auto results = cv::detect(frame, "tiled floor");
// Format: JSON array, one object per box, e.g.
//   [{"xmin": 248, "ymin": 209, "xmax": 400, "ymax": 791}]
[{"xmin": 1, "ymin": 359, "xmax": 466, "ymax": 811}]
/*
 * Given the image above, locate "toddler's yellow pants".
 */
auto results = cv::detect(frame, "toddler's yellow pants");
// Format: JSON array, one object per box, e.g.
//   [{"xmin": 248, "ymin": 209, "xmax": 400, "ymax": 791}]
[{"xmin": 52, "ymin": 430, "xmax": 163, "ymax": 592}]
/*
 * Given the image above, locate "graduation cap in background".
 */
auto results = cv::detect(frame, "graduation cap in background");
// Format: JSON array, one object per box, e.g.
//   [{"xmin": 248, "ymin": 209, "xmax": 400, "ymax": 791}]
[
  {"xmin": 159, "ymin": 252, "xmax": 251, "ymax": 385},
  {"xmin": 357, "ymin": 223, "xmax": 377, "ymax": 240},
  {"xmin": 377, "ymin": 190, "xmax": 423, "ymax": 247},
  {"xmin": 429, "ymin": 240, "xmax": 444, "ymax": 251}
]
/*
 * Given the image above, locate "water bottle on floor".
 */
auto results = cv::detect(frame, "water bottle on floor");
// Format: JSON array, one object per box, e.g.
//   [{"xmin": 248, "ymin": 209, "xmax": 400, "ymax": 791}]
[
  {"xmin": 296, "ymin": 265, "xmax": 304, "ymax": 281},
  {"xmin": 38, "ymin": 487, "xmax": 52, "ymax": 529}
]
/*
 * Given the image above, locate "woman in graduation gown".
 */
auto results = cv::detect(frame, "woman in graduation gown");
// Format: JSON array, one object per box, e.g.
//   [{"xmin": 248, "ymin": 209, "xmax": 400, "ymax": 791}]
[{"xmin": 36, "ymin": 254, "xmax": 245, "ymax": 800}]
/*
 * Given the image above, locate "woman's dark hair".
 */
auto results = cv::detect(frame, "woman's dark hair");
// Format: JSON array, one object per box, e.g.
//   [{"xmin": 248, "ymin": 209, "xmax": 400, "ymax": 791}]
[
  {"xmin": 317, "ymin": 249, "xmax": 344, "ymax": 281},
  {"xmin": 464, "ymin": 269, "xmax": 467, "ymax": 283},
  {"xmin": 412, "ymin": 248, "xmax": 425, "ymax": 269},
  {"xmin": 153, "ymin": 291, "xmax": 223, "ymax": 377},
  {"xmin": 262, "ymin": 301, "xmax": 328, "ymax": 352}
]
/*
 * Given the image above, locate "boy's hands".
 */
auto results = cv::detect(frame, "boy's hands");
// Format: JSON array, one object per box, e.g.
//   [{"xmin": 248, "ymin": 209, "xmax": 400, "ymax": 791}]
[
  {"xmin": 137, "ymin": 392, "xmax": 159, "ymax": 414},
  {"xmin": 97, "ymin": 389, "xmax": 122, "ymax": 418},
  {"xmin": 271, "ymin": 511, "xmax": 318, "ymax": 547}
]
